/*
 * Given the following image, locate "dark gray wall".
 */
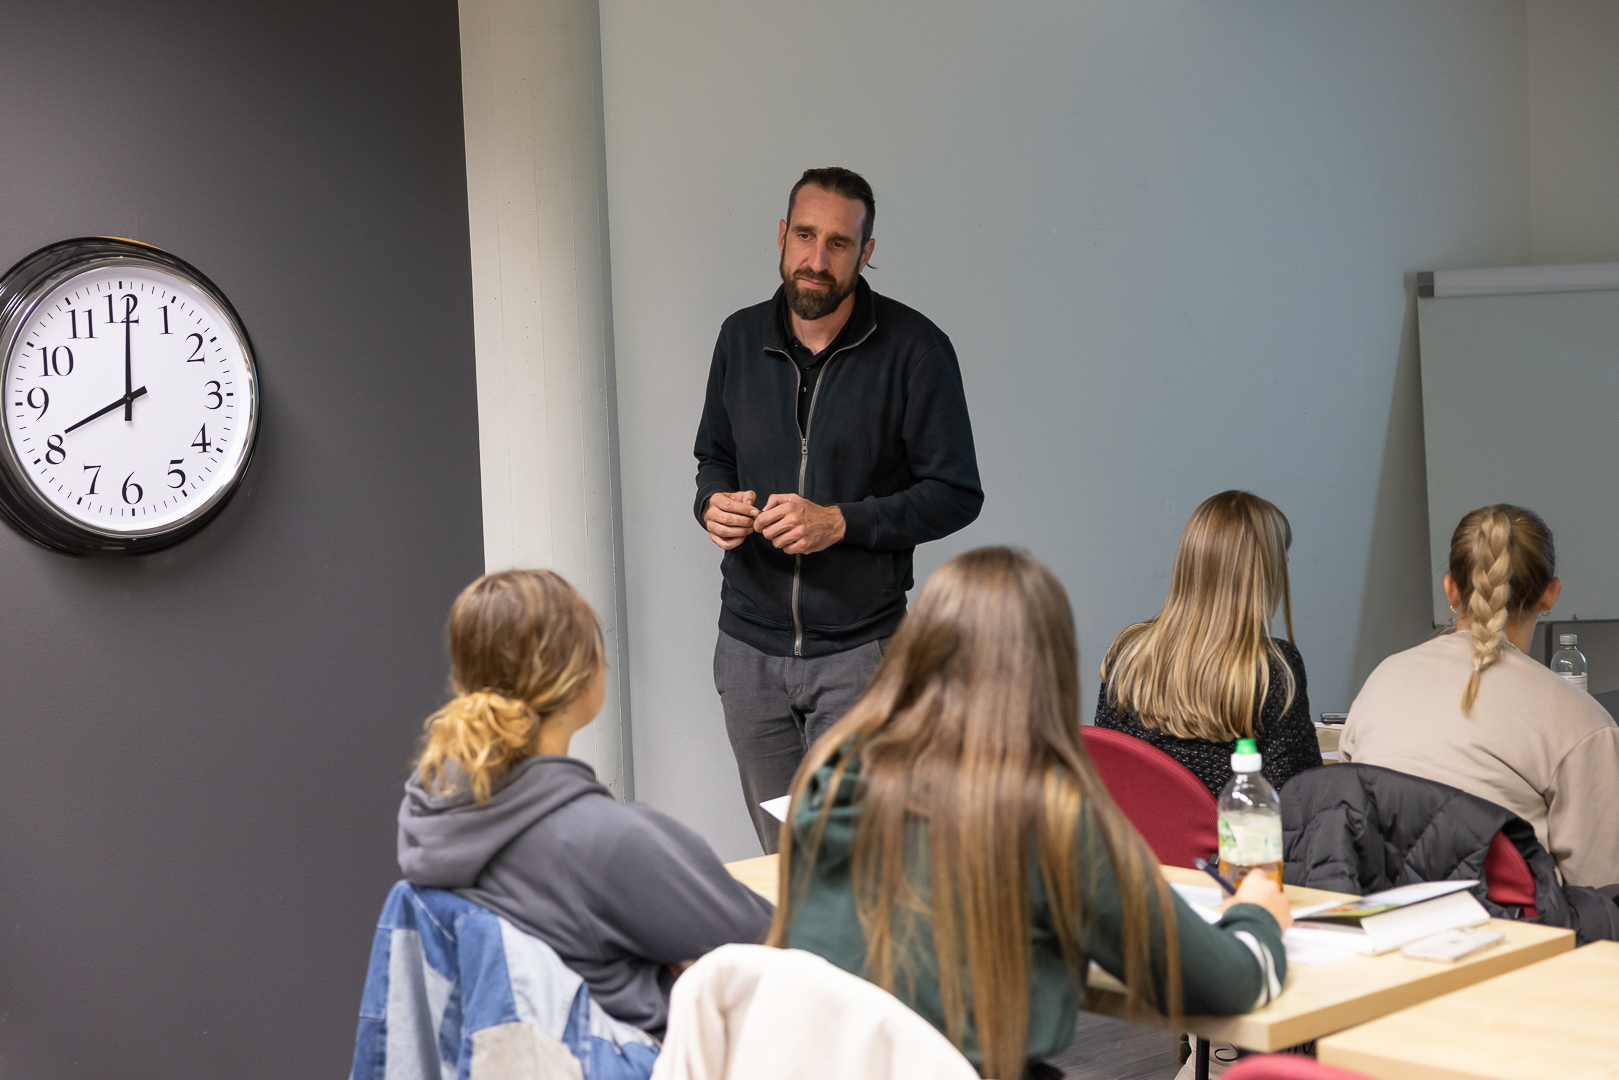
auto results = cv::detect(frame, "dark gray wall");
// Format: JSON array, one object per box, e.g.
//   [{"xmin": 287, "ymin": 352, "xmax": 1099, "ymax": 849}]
[{"xmin": 0, "ymin": 3, "xmax": 482, "ymax": 1077}]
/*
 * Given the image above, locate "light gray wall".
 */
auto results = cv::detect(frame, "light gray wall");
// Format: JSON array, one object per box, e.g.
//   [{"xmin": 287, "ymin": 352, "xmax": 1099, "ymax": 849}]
[
  {"xmin": 1528, "ymin": 0, "xmax": 1619, "ymax": 264},
  {"xmin": 600, "ymin": 0, "xmax": 1530, "ymax": 859}
]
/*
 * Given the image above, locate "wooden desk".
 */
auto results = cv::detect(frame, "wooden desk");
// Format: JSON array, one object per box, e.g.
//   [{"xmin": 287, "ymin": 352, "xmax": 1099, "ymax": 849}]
[
  {"xmin": 1086, "ymin": 867, "xmax": 1573, "ymax": 1052},
  {"xmin": 1317, "ymin": 940, "xmax": 1619, "ymax": 1079},
  {"xmin": 728, "ymin": 856, "xmax": 1575, "ymax": 1053},
  {"xmin": 726, "ymin": 854, "xmax": 779, "ymax": 903}
]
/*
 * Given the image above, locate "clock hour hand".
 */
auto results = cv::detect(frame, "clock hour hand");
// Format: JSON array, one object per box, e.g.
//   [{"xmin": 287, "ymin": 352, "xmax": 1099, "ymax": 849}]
[{"xmin": 64, "ymin": 386, "xmax": 149, "ymax": 434}]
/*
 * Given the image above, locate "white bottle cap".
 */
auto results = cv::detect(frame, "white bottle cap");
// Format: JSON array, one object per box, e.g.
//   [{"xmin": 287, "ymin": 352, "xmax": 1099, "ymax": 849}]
[
  {"xmin": 1560, "ymin": 634, "xmax": 1578, "ymax": 646},
  {"xmin": 1231, "ymin": 738, "xmax": 1262, "ymax": 774}
]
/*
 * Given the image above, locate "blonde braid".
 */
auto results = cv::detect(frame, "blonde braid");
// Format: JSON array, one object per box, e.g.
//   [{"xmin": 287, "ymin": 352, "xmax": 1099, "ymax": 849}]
[{"xmin": 1461, "ymin": 510, "xmax": 1513, "ymax": 714}]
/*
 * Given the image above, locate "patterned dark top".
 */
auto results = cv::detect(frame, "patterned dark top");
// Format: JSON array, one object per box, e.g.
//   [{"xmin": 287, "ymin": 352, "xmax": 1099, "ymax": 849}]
[{"xmin": 1093, "ymin": 639, "xmax": 1317, "ymax": 795}]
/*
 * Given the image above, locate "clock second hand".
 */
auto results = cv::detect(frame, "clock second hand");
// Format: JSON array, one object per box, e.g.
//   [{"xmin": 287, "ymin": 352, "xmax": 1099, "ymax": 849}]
[{"xmin": 64, "ymin": 386, "xmax": 149, "ymax": 435}]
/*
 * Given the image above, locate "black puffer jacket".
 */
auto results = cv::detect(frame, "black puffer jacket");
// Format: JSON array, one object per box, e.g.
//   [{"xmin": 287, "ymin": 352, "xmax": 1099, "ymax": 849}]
[{"xmin": 1282, "ymin": 763, "xmax": 1619, "ymax": 945}]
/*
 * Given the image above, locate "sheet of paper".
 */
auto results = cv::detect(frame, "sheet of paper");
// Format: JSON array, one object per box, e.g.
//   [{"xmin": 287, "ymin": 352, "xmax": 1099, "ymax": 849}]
[
  {"xmin": 1170, "ymin": 882, "xmax": 1225, "ymax": 923},
  {"xmin": 1282, "ymin": 928, "xmax": 1362, "ymax": 966},
  {"xmin": 759, "ymin": 795, "xmax": 791, "ymax": 822},
  {"xmin": 1174, "ymin": 883, "xmax": 1360, "ymax": 966}
]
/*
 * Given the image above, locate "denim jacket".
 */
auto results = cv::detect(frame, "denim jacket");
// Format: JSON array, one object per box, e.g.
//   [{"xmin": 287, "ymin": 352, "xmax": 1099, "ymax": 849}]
[{"xmin": 350, "ymin": 881, "xmax": 659, "ymax": 1080}]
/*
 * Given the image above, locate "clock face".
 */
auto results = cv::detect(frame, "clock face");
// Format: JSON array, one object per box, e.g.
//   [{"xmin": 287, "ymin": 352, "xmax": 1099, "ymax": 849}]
[{"xmin": 0, "ymin": 239, "xmax": 259, "ymax": 553}]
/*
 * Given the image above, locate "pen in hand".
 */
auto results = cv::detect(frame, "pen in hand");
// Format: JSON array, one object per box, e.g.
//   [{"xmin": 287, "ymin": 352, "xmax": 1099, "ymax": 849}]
[{"xmin": 1194, "ymin": 857, "xmax": 1238, "ymax": 896}]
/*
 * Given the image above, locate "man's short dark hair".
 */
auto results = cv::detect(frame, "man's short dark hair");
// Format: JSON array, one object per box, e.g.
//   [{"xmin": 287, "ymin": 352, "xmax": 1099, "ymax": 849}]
[{"xmin": 787, "ymin": 167, "xmax": 876, "ymax": 248}]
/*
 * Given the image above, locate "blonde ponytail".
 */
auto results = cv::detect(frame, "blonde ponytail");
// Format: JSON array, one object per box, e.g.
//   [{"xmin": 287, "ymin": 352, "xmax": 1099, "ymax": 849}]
[
  {"xmin": 414, "ymin": 570, "xmax": 604, "ymax": 801},
  {"xmin": 418, "ymin": 692, "xmax": 541, "ymax": 803},
  {"xmin": 1448, "ymin": 504, "xmax": 1556, "ymax": 716}
]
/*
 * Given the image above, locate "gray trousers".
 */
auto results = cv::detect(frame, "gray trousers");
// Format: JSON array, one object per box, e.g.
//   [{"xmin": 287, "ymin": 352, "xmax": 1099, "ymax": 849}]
[{"xmin": 714, "ymin": 629, "xmax": 887, "ymax": 853}]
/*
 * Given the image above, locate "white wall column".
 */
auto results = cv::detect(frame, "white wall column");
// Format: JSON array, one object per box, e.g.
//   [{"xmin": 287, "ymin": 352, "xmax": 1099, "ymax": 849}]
[{"xmin": 459, "ymin": 0, "xmax": 630, "ymax": 796}]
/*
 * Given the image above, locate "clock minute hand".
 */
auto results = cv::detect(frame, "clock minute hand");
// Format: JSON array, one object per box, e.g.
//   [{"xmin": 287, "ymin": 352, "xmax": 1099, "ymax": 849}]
[
  {"xmin": 123, "ymin": 311, "xmax": 134, "ymax": 421},
  {"xmin": 64, "ymin": 386, "xmax": 149, "ymax": 435}
]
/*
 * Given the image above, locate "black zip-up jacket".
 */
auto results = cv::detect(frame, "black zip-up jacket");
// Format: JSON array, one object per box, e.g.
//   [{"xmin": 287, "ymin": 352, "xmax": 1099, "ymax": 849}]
[{"xmin": 694, "ymin": 278, "xmax": 982, "ymax": 657}]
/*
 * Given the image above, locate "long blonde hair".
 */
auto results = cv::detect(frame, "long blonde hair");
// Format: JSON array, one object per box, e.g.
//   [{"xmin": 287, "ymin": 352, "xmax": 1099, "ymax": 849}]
[
  {"xmin": 415, "ymin": 569, "xmax": 604, "ymax": 802},
  {"xmin": 767, "ymin": 548, "xmax": 1179, "ymax": 1080},
  {"xmin": 1449, "ymin": 505, "xmax": 1555, "ymax": 714},
  {"xmin": 1101, "ymin": 490, "xmax": 1295, "ymax": 742}
]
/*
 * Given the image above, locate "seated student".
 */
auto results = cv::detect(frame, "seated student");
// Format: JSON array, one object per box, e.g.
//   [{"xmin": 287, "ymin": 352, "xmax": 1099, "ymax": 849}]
[
  {"xmin": 773, "ymin": 547, "xmax": 1292, "ymax": 1080},
  {"xmin": 1094, "ymin": 490, "xmax": 1318, "ymax": 795},
  {"xmin": 397, "ymin": 569, "xmax": 773, "ymax": 1034},
  {"xmin": 1342, "ymin": 504, "xmax": 1619, "ymax": 889}
]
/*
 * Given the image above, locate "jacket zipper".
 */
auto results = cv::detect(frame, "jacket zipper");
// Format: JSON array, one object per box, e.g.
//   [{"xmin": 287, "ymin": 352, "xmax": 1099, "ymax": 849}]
[{"xmin": 772, "ymin": 319, "xmax": 878, "ymax": 657}]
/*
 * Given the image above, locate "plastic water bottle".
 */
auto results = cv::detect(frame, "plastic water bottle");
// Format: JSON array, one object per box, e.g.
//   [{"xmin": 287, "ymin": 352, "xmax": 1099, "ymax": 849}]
[
  {"xmin": 1550, "ymin": 634, "xmax": 1588, "ymax": 692},
  {"xmin": 1218, "ymin": 738, "xmax": 1283, "ymax": 887}
]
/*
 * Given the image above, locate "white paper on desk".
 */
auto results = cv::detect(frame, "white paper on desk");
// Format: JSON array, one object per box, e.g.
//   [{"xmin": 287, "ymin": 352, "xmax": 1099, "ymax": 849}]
[
  {"xmin": 1170, "ymin": 882, "xmax": 1225, "ymax": 923},
  {"xmin": 760, "ymin": 795, "xmax": 792, "ymax": 822},
  {"xmin": 1282, "ymin": 928, "xmax": 1361, "ymax": 966},
  {"xmin": 1172, "ymin": 883, "xmax": 1358, "ymax": 966}
]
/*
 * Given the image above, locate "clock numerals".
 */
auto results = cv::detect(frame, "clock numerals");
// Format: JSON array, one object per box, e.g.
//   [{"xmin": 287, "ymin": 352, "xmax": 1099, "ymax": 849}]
[
  {"xmin": 0, "ymin": 238, "xmax": 259, "ymax": 551},
  {"xmin": 38, "ymin": 345, "xmax": 73, "ymax": 377},
  {"xmin": 106, "ymin": 292, "xmax": 137, "ymax": 325}
]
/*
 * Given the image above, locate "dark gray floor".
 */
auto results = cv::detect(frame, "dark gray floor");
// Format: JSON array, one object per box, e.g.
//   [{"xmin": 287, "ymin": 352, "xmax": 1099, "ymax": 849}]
[{"xmin": 1052, "ymin": 1011, "xmax": 1183, "ymax": 1080}]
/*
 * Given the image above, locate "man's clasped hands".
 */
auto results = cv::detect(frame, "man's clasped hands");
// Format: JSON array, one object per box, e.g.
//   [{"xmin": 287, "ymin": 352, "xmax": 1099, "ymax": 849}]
[{"xmin": 703, "ymin": 490, "xmax": 847, "ymax": 556}]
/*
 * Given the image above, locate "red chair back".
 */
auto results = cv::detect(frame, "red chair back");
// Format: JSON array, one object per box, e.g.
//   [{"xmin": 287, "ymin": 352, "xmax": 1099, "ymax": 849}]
[
  {"xmin": 1483, "ymin": 830, "xmax": 1537, "ymax": 917},
  {"xmin": 1225, "ymin": 1055, "xmax": 1375, "ymax": 1080},
  {"xmin": 1080, "ymin": 727, "xmax": 1218, "ymax": 868}
]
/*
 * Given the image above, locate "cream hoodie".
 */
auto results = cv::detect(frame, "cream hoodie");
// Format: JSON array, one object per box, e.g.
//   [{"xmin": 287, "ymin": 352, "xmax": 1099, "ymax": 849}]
[{"xmin": 1343, "ymin": 631, "xmax": 1619, "ymax": 888}]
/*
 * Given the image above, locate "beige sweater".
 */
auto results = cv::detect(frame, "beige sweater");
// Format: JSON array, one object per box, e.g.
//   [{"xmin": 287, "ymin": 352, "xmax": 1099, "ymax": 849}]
[{"xmin": 1342, "ymin": 631, "xmax": 1619, "ymax": 888}]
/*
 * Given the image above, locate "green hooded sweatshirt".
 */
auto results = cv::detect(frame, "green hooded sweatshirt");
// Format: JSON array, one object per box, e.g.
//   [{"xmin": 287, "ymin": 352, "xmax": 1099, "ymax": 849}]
[{"xmin": 782, "ymin": 751, "xmax": 1287, "ymax": 1071}]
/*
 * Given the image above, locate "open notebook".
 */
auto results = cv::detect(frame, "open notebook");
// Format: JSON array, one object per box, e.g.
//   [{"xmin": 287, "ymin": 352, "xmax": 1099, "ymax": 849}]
[
  {"xmin": 1172, "ymin": 879, "xmax": 1490, "ymax": 965},
  {"xmin": 1288, "ymin": 880, "xmax": 1489, "ymax": 954}
]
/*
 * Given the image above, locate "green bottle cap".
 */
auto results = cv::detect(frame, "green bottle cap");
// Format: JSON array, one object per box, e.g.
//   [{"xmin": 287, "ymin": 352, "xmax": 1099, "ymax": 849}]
[{"xmin": 1235, "ymin": 738, "xmax": 1257, "ymax": 754}]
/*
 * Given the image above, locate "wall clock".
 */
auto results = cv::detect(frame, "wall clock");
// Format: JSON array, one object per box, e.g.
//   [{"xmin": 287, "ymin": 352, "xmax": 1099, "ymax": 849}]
[{"xmin": 0, "ymin": 237, "xmax": 260, "ymax": 554}]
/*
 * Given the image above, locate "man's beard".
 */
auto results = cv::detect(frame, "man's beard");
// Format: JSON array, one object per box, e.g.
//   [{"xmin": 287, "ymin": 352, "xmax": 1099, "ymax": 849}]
[{"xmin": 781, "ymin": 258, "xmax": 857, "ymax": 322}]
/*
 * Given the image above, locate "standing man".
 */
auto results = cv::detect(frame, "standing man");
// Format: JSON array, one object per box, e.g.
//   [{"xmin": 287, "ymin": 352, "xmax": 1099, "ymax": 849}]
[{"xmin": 694, "ymin": 167, "xmax": 983, "ymax": 851}]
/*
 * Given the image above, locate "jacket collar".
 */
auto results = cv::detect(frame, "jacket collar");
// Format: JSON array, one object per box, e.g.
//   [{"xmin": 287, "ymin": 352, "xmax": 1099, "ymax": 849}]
[{"xmin": 763, "ymin": 275, "xmax": 877, "ymax": 355}]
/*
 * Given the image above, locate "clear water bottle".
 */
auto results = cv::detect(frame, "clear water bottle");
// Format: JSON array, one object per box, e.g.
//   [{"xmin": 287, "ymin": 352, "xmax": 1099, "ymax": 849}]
[
  {"xmin": 1218, "ymin": 738, "xmax": 1283, "ymax": 887},
  {"xmin": 1550, "ymin": 633, "xmax": 1588, "ymax": 692}
]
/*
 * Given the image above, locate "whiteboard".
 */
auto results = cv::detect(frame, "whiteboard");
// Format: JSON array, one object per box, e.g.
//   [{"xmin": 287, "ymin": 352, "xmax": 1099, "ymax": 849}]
[{"xmin": 1418, "ymin": 285, "xmax": 1619, "ymax": 624}]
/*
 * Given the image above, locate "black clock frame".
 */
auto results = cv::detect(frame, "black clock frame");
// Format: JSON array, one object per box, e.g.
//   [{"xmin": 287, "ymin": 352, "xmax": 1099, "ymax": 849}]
[{"xmin": 0, "ymin": 237, "xmax": 260, "ymax": 555}]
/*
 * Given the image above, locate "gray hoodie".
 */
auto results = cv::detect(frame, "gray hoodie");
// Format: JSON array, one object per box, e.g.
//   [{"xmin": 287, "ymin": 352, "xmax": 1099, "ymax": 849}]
[{"xmin": 397, "ymin": 755, "xmax": 773, "ymax": 1033}]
